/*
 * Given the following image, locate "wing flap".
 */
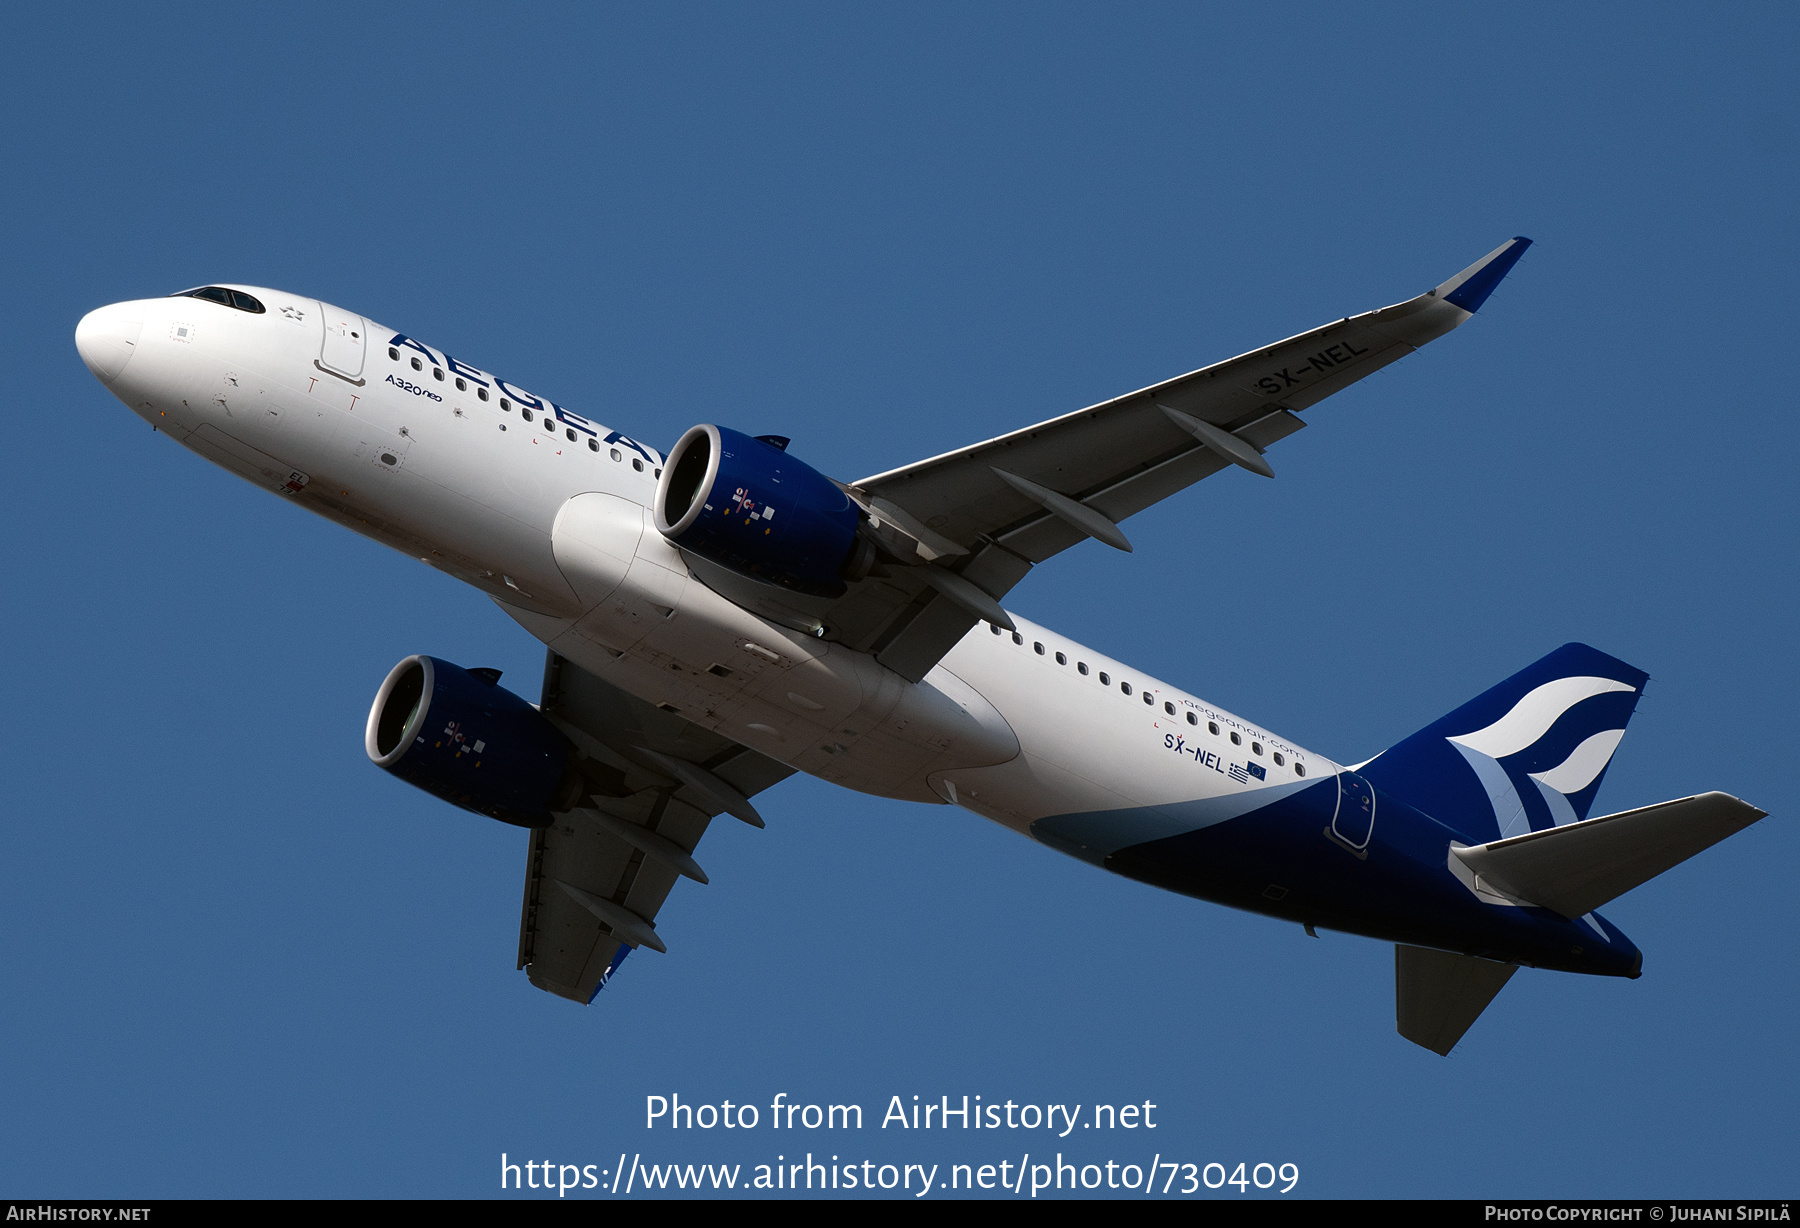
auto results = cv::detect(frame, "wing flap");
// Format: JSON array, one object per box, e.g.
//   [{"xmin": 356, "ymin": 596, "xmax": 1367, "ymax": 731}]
[
  {"xmin": 515, "ymin": 650, "xmax": 795, "ymax": 1002},
  {"xmin": 519, "ymin": 826, "xmax": 630, "ymax": 1002},
  {"xmin": 997, "ymin": 407, "xmax": 1309, "ymax": 562},
  {"xmin": 873, "ymin": 588, "xmax": 985, "ymax": 682},
  {"xmin": 870, "ymin": 542, "xmax": 1035, "ymax": 682}
]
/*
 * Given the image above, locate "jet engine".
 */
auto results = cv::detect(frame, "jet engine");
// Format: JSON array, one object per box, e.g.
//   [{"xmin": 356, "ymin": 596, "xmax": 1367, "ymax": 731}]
[
  {"xmin": 654, "ymin": 424, "xmax": 869, "ymax": 596},
  {"xmin": 365, "ymin": 655, "xmax": 584, "ymax": 828}
]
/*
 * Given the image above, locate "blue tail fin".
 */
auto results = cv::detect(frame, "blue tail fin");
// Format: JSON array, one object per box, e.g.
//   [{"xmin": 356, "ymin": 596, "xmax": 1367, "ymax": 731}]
[{"xmin": 1361, "ymin": 644, "xmax": 1649, "ymax": 843}]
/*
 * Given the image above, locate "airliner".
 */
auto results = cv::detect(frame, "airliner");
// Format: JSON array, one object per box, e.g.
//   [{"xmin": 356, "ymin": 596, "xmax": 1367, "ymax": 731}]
[{"xmin": 74, "ymin": 239, "xmax": 1767, "ymax": 1054}]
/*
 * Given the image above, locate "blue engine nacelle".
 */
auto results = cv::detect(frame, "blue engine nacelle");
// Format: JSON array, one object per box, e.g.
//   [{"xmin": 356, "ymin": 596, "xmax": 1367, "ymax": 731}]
[
  {"xmin": 365, "ymin": 656, "xmax": 580, "ymax": 828},
  {"xmin": 654, "ymin": 424, "xmax": 864, "ymax": 597}
]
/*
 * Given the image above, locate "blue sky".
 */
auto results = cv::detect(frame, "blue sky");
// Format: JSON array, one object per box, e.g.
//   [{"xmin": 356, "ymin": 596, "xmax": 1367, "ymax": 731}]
[{"xmin": 3, "ymin": 3, "xmax": 1795, "ymax": 1199}]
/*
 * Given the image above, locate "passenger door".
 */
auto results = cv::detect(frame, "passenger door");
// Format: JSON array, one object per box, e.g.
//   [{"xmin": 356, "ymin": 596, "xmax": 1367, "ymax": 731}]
[
  {"xmin": 316, "ymin": 302, "xmax": 369, "ymax": 384},
  {"xmin": 1330, "ymin": 771, "xmax": 1377, "ymax": 855}
]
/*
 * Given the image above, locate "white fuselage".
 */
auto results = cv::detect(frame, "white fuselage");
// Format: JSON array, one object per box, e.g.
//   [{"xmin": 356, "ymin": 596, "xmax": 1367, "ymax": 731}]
[{"xmin": 81, "ymin": 287, "xmax": 1337, "ymax": 851}]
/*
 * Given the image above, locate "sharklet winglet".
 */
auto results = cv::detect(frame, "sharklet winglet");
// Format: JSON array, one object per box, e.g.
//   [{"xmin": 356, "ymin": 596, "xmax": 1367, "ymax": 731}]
[{"xmin": 1437, "ymin": 236, "xmax": 1533, "ymax": 313}]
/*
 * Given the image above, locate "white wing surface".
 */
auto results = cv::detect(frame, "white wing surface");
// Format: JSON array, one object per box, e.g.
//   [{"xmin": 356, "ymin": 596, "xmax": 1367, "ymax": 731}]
[
  {"xmin": 805, "ymin": 238, "xmax": 1533, "ymax": 680},
  {"xmin": 517, "ymin": 650, "xmax": 794, "ymax": 1002}
]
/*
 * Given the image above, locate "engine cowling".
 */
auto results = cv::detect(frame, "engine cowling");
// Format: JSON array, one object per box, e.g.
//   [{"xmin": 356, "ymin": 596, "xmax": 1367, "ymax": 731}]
[
  {"xmin": 654, "ymin": 424, "xmax": 862, "ymax": 597},
  {"xmin": 365, "ymin": 655, "xmax": 579, "ymax": 828}
]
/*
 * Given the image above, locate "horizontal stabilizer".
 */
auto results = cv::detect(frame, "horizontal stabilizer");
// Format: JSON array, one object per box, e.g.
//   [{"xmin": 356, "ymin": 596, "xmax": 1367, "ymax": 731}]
[
  {"xmin": 1395, "ymin": 945, "xmax": 1518, "ymax": 1055},
  {"xmin": 1450, "ymin": 792, "xmax": 1768, "ymax": 920}
]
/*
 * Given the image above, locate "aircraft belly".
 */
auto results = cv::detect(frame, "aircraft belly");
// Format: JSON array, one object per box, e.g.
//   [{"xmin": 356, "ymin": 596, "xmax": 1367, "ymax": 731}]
[
  {"xmin": 498, "ymin": 521, "xmax": 1025, "ymax": 803},
  {"xmin": 1103, "ymin": 780, "xmax": 1642, "ymax": 976},
  {"xmin": 931, "ymin": 751, "xmax": 1140, "ymax": 840}
]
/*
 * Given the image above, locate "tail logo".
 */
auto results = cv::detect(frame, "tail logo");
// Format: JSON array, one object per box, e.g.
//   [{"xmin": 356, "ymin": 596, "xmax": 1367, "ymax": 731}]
[{"xmin": 1446, "ymin": 676, "xmax": 1635, "ymax": 838}]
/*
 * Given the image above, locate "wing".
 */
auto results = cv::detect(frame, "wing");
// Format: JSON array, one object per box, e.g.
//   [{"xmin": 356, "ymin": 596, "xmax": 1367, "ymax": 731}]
[
  {"xmin": 516, "ymin": 649, "xmax": 794, "ymax": 1002},
  {"xmin": 725, "ymin": 239, "xmax": 1529, "ymax": 682}
]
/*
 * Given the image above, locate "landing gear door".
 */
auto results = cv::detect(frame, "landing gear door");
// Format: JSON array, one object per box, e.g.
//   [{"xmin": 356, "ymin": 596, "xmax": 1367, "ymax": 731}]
[{"xmin": 316, "ymin": 302, "xmax": 369, "ymax": 384}]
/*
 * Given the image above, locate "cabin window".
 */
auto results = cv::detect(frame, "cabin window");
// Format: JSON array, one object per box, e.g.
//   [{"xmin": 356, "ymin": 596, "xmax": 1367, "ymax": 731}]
[
  {"xmin": 521, "ymin": 408, "xmax": 533, "ymax": 422},
  {"xmin": 388, "ymin": 347, "xmax": 399, "ymax": 360},
  {"xmin": 543, "ymin": 418, "xmax": 555, "ymax": 433},
  {"xmin": 1273, "ymin": 752, "xmax": 1285, "ymax": 766},
  {"xmin": 655, "ymin": 468, "xmax": 662, "ymax": 478},
  {"xmin": 1208, "ymin": 722, "xmax": 1220, "ymax": 735},
  {"xmin": 588, "ymin": 439, "xmax": 599, "ymax": 452},
  {"xmin": 1121, "ymin": 682, "xmax": 1132, "ymax": 695},
  {"xmin": 1077, "ymin": 662, "xmax": 1089, "ymax": 675},
  {"xmin": 1098, "ymin": 672, "xmax": 1109, "ymax": 685},
  {"xmin": 566, "ymin": 429, "xmax": 577, "ymax": 442},
  {"xmin": 1055, "ymin": 652, "xmax": 1066, "ymax": 665},
  {"xmin": 1164, "ymin": 702, "xmax": 1176, "ymax": 715},
  {"xmin": 1230, "ymin": 732, "xmax": 1242, "ymax": 745},
  {"xmin": 610, "ymin": 448, "xmax": 622, "ymax": 461},
  {"xmin": 1011, "ymin": 632, "xmax": 1023, "ymax": 645},
  {"xmin": 432, "ymin": 368, "xmax": 444, "ymax": 381},
  {"xmin": 990, "ymin": 624, "xmax": 1002, "ymax": 635},
  {"xmin": 633, "ymin": 459, "xmax": 644, "ymax": 472},
  {"xmin": 1143, "ymin": 691, "xmax": 1154, "ymax": 705},
  {"xmin": 1252, "ymin": 742, "xmax": 1263, "ymax": 756},
  {"xmin": 477, "ymin": 388, "xmax": 489, "ymax": 402},
  {"xmin": 411, "ymin": 358, "xmax": 422, "ymax": 371},
  {"xmin": 455, "ymin": 378, "xmax": 467, "ymax": 391},
  {"xmin": 1295, "ymin": 762, "xmax": 1306, "ymax": 777},
  {"xmin": 1034, "ymin": 642, "xmax": 1045, "ymax": 655},
  {"xmin": 500, "ymin": 398, "xmax": 511, "ymax": 411},
  {"xmin": 1186, "ymin": 712, "xmax": 1198, "ymax": 726}
]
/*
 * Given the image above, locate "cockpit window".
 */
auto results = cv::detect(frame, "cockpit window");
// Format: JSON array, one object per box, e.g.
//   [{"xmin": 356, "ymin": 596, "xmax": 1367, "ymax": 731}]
[{"xmin": 171, "ymin": 286, "xmax": 266, "ymax": 314}]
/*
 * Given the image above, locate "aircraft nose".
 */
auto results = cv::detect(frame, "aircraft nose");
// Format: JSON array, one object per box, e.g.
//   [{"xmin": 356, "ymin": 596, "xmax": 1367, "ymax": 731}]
[{"xmin": 75, "ymin": 302, "xmax": 146, "ymax": 384}]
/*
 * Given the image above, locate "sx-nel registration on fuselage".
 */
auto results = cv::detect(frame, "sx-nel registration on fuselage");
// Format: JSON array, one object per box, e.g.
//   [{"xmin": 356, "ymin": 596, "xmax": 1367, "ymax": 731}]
[{"xmin": 74, "ymin": 238, "xmax": 1768, "ymax": 1054}]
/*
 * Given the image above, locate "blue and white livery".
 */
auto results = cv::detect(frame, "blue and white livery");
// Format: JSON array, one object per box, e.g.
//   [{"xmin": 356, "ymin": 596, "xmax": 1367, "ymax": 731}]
[{"xmin": 73, "ymin": 240, "xmax": 1767, "ymax": 1054}]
